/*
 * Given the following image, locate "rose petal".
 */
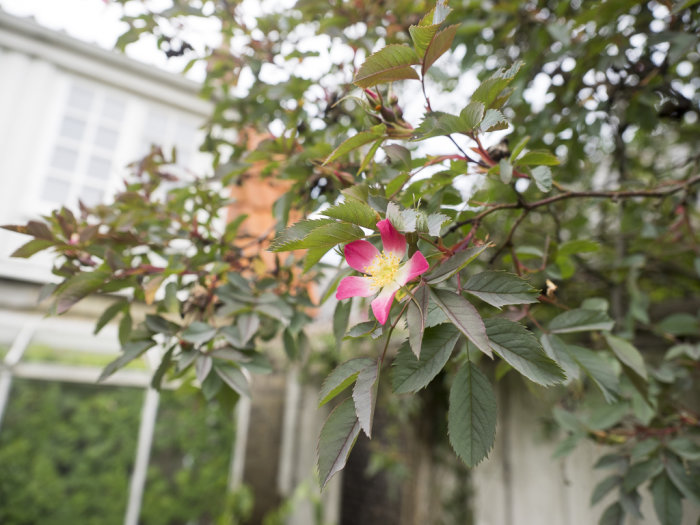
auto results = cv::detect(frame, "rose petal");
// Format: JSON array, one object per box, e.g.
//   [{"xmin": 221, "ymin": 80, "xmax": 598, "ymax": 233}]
[
  {"xmin": 370, "ymin": 283, "xmax": 400, "ymax": 325},
  {"xmin": 395, "ymin": 251, "xmax": 430, "ymax": 286},
  {"xmin": 336, "ymin": 276, "xmax": 377, "ymax": 300},
  {"xmin": 377, "ymin": 219, "xmax": 406, "ymax": 259},
  {"xmin": 344, "ymin": 240, "xmax": 380, "ymax": 273}
]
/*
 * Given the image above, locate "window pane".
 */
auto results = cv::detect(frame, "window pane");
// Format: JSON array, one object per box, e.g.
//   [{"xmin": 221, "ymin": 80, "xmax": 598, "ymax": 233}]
[
  {"xmin": 102, "ymin": 96, "xmax": 125, "ymax": 122},
  {"xmin": 79, "ymin": 186, "xmax": 104, "ymax": 206},
  {"xmin": 0, "ymin": 379, "xmax": 141, "ymax": 524},
  {"xmin": 67, "ymin": 84, "xmax": 94, "ymax": 111},
  {"xmin": 50, "ymin": 146, "xmax": 78, "ymax": 171},
  {"xmin": 94, "ymin": 126, "xmax": 119, "ymax": 150},
  {"xmin": 41, "ymin": 177, "xmax": 71, "ymax": 203},
  {"xmin": 59, "ymin": 116, "xmax": 86, "ymax": 141},
  {"xmin": 86, "ymin": 156, "xmax": 111, "ymax": 180}
]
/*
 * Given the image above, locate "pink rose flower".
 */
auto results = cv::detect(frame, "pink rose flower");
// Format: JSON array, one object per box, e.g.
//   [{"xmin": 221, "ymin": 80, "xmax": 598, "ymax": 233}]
[{"xmin": 336, "ymin": 219, "xmax": 429, "ymax": 324}]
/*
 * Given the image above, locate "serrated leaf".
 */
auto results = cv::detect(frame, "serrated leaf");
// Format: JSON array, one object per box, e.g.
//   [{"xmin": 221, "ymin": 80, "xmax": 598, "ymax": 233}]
[
  {"xmin": 353, "ymin": 361, "xmax": 379, "ymax": 437},
  {"xmin": 464, "ymin": 271, "xmax": 539, "ymax": 308},
  {"xmin": 480, "ymin": 109, "xmax": 508, "ymax": 131},
  {"xmin": 409, "ymin": 23, "xmax": 440, "ymax": 58},
  {"xmin": 431, "ymin": 288, "xmax": 492, "ymax": 358},
  {"xmin": 392, "ymin": 324, "xmax": 459, "ymax": 394},
  {"xmin": 382, "ymin": 144, "xmax": 412, "ymax": 171},
  {"xmin": 604, "ymin": 334, "xmax": 647, "ymax": 380},
  {"xmin": 412, "ymin": 111, "xmax": 463, "ymax": 141},
  {"xmin": 509, "ymin": 136, "xmax": 530, "ymax": 162},
  {"xmin": 353, "ymin": 45, "xmax": 420, "ymax": 88},
  {"xmin": 485, "ymin": 319, "xmax": 565, "ymax": 386},
  {"xmin": 591, "ymin": 475, "xmax": 621, "ymax": 505},
  {"xmin": 425, "ymin": 244, "xmax": 490, "ymax": 284},
  {"xmin": 549, "ymin": 309, "xmax": 615, "ymax": 334},
  {"xmin": 182, "ymin": 322, "xmax": 217, "ymax": 346},
  {"xmin": 623, "ymin": 458, "xmax": 663, "ymax": 493},
  {"xmin": 416, "ymin": 212, "xmax": 449, "ymax": 236},
  {"xmin": 542, "ymin": 335, "xmax": 619, "ymax": 403},
  {"xmin": 319, "ymin": 358, "xmax": 375, "ymax": 407},
  {"xmin": 531, "ymin": 166, "xmax": 552, "ymax": 192},
  {"xmin": 652, "ymin": 472, "xmax": 683, "ymax": 525},
  {"xmin": 324, "ymin": 124, "xmax": 386, "ymax": 165},
  {"xmin": 459, "ymin": 101, "xmax": 485, "ymax": 131},
  {"xmin": 667, "ymin": 438, "xmax": 700, "ymax": 461},
  {"xmin": 322, "ymin": 200, "xmax": 378, "ymax": 229},
  {"xmin": 317, "ymin": 397, "xmax": 361, "ymax": 489},
  {"xmin": 448, "ymin": 361, "xmax": 497, "ymax": 467},
  {"xmin": 270, "ymin": 218, "xmax": 335, "ymax": 252},
  {"xmin": 54, "ymin": 268, "xmax": 111, "ymax": 314},
  {"xmin": 300, "ymin": 222, "xmax": 366, "ymax": 249},
  {"xmin": 517, "ymin": 150, "xmax": 560, "ymax": 166},
  {"xmin": 215, "ymin": 364, "xmax": 250, "ymax": 397},
  {"xmin": 587, "ymin": 402, "xmax": 629, "ymax": 430},
  {"xmin": 10, "ymin": 238, "xmax": 55, "ymax": 258},
  {"xmin": 98, "ymin": 340, "xmax": 154, "ymax": 382},
  {"xmin": 471, "ymin": 62, "xmax": 522, "ymax": 107},
  {"xmin": 407, "ymin": 284, "xmax": 429, "ymax": 357},
  {"xmin": 422, "ymin": 24, "xmax": 459, "ymax": 74},
  {"xmin": 665, "ymin": 454, "xmax": 700, "ymax": 505}
]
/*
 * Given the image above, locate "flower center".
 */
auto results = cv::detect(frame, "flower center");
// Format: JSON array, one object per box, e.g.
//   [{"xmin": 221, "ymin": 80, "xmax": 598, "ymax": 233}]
[{"xmin": 366, "ymin": 252, "xmax": 401, "ymax": 288}]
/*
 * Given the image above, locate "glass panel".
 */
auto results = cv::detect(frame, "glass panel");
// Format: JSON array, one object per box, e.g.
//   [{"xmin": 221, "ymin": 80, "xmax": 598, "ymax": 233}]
[
  {"xmin": 78, "ymin": 186, "xmax": 104, "ymax": 207},
  {"xmin": 0, "ymin": 379, "xmax": 141, "ymax": 524},
  {"xmin": 86, "ymin": 156, "xmax": 111, "ymax": 180},
  {"xmin": 102, "ymin": 96, "xmax": 125, "ymax": 122},
  {"xmin": 67, "ymin": 84, "xmax": 94, "ymax": 111},
  {"xmin": 50, "ymin": 146, "xmax": 78, "ymax": 171},
  {"xmin": 94, "ymin": 126, "xmax": 119, "ymax": 150},
  {"xmin": 59, "ymin": 116, "xmax": 86, "ymax": 141},
  {"xmin": 139, "ymin": 388, "xmax": 235, "ymax": 524},
  {"xmin": 41, "ymin": 177, "xmax": 71, "ymax": 204}
]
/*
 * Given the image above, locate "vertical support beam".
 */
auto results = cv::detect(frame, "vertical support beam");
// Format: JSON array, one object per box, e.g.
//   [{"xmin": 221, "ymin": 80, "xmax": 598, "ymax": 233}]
[
  {"xmin": 229, "ymin": 395, "xmax": 251, "ymax": 489},
  {"xmin": 0, "ymin": 323, "xmax": 36, "ymax": 429},
  {"xmin": 277, "ymin": 366, "xmax": 300, "ymax": 495},
  {"xmin": 124, "ymin": 388, "xmax": 160, "ymax": 525}
]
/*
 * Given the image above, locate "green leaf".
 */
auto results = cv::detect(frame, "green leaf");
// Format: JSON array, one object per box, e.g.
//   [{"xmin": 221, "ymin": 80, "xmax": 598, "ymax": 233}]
[
  {"xmin": 517, "ymin": 150, "xmax": 560, "ymax": 166},
  {"xmin": 531, "ymin": 166, "xmax": 552, "ymax": 192},
  {"xmin": 10, "ymin": 238, "xmax": 55, "ymax": 258},
  {"xmin": 98, "ymin": 340, "xmax": 154, "ymax": 382},
  {"xmin": 416, "ymin": 211, "xmax": 449, "ymax": 236},
  {"xmin": 448, "ymin": 362, "xmax": 497, "ymax": 467},
  {"xmin": 322, "ymin": 200, "xmax": 378, "ymax": 229},
  {"xmin": 352, "ymin": 361, "xmax": 379, "ymax": 437},
  {"xmin": 237, "ymin": 313, "xmax": 259, "ymax": 344},
  {"xmin": 54, "ymin": 268, "xmax": 111, "ymax": 314},
  {"xmin": 333, "ymin": 299, "xmax": 352, "ymax": 351},
  {"xmin": 431, "ymin": 288, "xmax": 492, "ymax": 358},
  {"xmin": 324, "ymin": 124, "xmax": 386, "ymax": 165},
  {"xmin": 422, "ymin": 24, "xmax": 459, "ymax": 74},
  {"xmin": 587, "ymin": 402, "xmax": 629, "ymax": 430},
  {"xmin": 651, "ymin": 472, "xmax": 683, "ymax": 525},
  {"xmin": 391, "ymin": 324, "xmax": 460, "ymax": 394},
  {"xmin": 196, "ymin": 354, "xmax": 213, "ymax": 384},
  {"xmin": 542, "ymin": 335, "xmax": 619, "ymax": 403},
  {"xmin": 182, "ymin": 322, "xmax": 217, "ymax": 347},
  {"xmin": 499, "ymin": 158, "xmax": 513, "ymax": 184},
  {"xmin": 485, "ymin": 319, "xmax": 565, "ymax": 386},
  {"xmin": 298, "ymin": 222, "xmax": 366, "ymax": 249},
  {"xmin": 623, "ymin": 458, "xmax": 663, "ymax": 493},
  {"xmin": 556, "ymin": 239, "xmax": 600, "ymax": 257},
  {"xmin": 407, "ymin": 284, "xmax": 429, "ymax": 357},
  {"xmin": 598, "ymin": 502, "xmax": 624, "ymax": 525},
  {"xmin": 409, "ymin": 23, "xmax": 440, "ymax": 58},
  {"xmin": 319, "ymin": 358, "xmax": 375, "ymax": 407},
  {"xmin": 591, "ymin": 475, "xmax": 621, "ymax": 505},
  {"xmin": 548, "ymin": 309, "xmax": 615, "ymax": 334},
  {"xmin": 471, "ymin": 62, "xmax": 522, "ymax": 107},
  {"xmin": 270, "ymin": 219, "xmax": 335, "ymax": 252},
  {"xmin": 604, "ymin": 334, "xmax": 647, "ymax": 380},
  {"xmin": 459, "ymin": 101, "xmax": 486, "ymax": 132},
  {"xmin": 480, "ymin": 109, "xmax": 508, "ymax": 131},
  {"xmin": 665, "ymin": 454, "xmax": 700, "ymax": 505},
  {"xmin": 425, "ymin": 244, "xmax": 490, "ymax": 284},
  {"xmin": 463, "ymin": 271, "xmax": 540, "ymax": 308},
  {"xmin": 382, "ymin": 144, "xmax": 412, "ymax": 171},
  {"xmin": 94, "ymin": 299, "xmax": 128, "ymax": 335},
  {"xmin": 317, "ymin": 397, "xmax": 361, "ymax": 489},
  {"xmin": 215, "ymin": 364, "xmax": 250, "ymax": 397},
  {"xmin": 667, "ymin": 438, "xmax": 700, "ymax": 461},
  {"xmin": 353, "ymin": 45, "xmax": 420, "ymax": 88},
  {"xmin": 144, "ymin": 314, "xmax": 179, "ymax": 336},
  {"xmin": 657, "ymin": 313, "xmax": 699, "ymax": 337},
  {"xmin": 150, "ymin": 345, "xmax": 175, "ymax": 390},
  {"xmin": 509, "ymin": 136, "xmax": 530, "ymax": 162},
  {"xmin": 412, "ymin": 111, "xmax": 462, "ymax": 141}
]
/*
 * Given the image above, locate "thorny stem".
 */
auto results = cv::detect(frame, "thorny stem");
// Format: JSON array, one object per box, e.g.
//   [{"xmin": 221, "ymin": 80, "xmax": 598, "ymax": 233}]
[{"xmin": 380, "ymin": 299, "xmax": 410, "ymax": 364}]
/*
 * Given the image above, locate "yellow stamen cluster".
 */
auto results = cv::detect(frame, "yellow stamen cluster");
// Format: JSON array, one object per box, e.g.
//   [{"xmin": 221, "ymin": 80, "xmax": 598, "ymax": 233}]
[{"xmin": 366, "ymin": 252, "xmax": 401, "ymax": 288}]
